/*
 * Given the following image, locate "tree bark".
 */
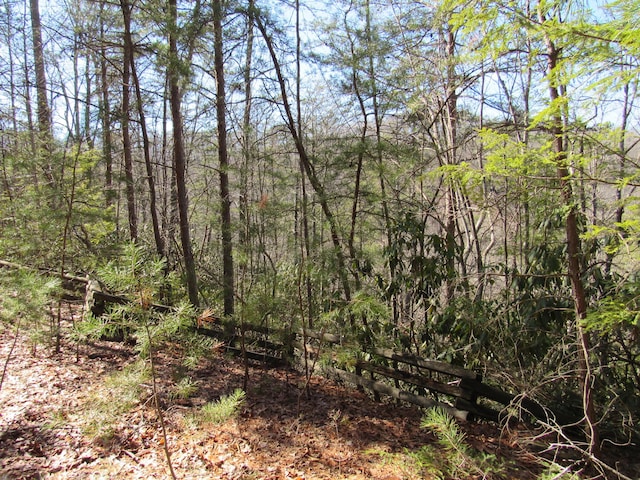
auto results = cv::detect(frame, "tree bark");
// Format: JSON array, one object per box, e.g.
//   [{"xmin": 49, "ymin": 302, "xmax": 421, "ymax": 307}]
[
  {"xmin": 295, "ymin": 0, "xmax": 314, "ymax": 325},
  {"xmin": 29, "ymin": 0, "xmax": 54, "ymax": 186},
  {"xmin": 128, "ymin": 19, "xmax": 166, "ymax": 258},
  {"xmin": 120, "ymin": 0, "xmax": 138, "ymax": 242},
  {"xmin": 213, "ymin": 0, "xmax": 234, "ymax": 316},
  {"xmin": 541, "ymin": 20, "xmax": 599, "ymax": 458},
  {"xmin": 29, "ymin": 0, "xmax": 51, "ymax": 145},
  {"xmin": 168, "ymin": 0, "xmax": 199, "ymax": 306},
  {"xmin": 99, "ymin": 9, "xmax": 114, "ymax": 208}
]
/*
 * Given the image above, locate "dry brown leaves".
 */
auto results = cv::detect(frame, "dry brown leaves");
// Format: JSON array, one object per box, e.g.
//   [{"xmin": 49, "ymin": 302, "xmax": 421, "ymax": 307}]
[{"xmin": 1, "ymin": 308, "xmax": 544, "ymax": 480}]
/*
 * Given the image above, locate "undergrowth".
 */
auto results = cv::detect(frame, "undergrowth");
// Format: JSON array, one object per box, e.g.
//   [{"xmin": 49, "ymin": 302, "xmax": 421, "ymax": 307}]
[
  {"xmin": 186, "ymin": 388, "xmax": 246, "ymax": 427},
  {"xmin": 417, "ymin": 407, "xmax": 506, "ymax": 479},
  {"xmin": 77, "ymin": 359, "xmax": 150, "ymax": 442}
]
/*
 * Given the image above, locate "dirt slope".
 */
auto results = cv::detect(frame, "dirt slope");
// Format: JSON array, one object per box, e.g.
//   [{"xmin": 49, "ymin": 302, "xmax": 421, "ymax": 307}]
[{"xmin": 0, "ymin": 312, "xmax": 542, "ymax": 480}]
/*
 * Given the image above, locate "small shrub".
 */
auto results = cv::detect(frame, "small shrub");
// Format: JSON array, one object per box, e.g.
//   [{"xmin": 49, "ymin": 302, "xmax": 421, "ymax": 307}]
[
  {"xmin": 190, "ymin": 388, "xmax": 246, "ymax": 426},
  {"xmin": 364, "ymin": 447, "xmax": 424, "ymax": 479},
  {"xmin": 170, "ymin": 376, "xmax": 199, "ymax": 400},
  {"xmin": 418, "ymin": 406, "xmax": 505, "ymax": 479},
  {"xmin": 537, "ymin": 462, "xmax": 581, "ymax": 480},
  {"xmin": 78, "ymin": 360, "xmax": 150, "ymax": 440},
  {"xmin": 0, "ymin": 269, "xmax": 60, "ymax": 347}
]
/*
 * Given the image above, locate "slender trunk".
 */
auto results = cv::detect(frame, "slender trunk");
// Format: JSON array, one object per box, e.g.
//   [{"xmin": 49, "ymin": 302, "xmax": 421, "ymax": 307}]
[
  {"xmin": 345, "ymin": 14, "xmax": 365, "ymax": 292},
  {"xmin": 120, "ymin": 0, "xmax": 138, "ymax": 241},
  {"xmin": 541, "ymin": 20, "xmax": 599, "ymax": 458},
  {"xmin": 255, "ymin": 16, "xmax": 351, "ymax": 304},
  {"xmin": 84, "ymin": 51, "xmax": 93, "ymax": 148},
  {"xmin": 168, "ymin": 0, "xmax": 198, "ymax": 306},
  {"xmin": 73, "ymin": 32, "xmax": 81, "ymax": 141},
  {"xmin": 57, "ymin": 147, "xmax": 81, "ymax": 353},
  {"xmin": 129, "ymin": 23, "xmax": 165, "ymax": 257},
  {"xmin": 239, "ymin": 0, "xmax": 254, "ymax": 254},
  {"xmin": 100, "ymin": 13, "xmax": 114, "ymax": 207},
  {"xmin": 5, "ymin": 0, "xmax": 18, "ymax": 135},
  {"xmin": 443, "ymin": 26, "xmax": 458, "ymax": 302},
  {"xmin": 161, "ymin": 76, "xmax": 172, "ymax": 256},
  {"xmin": 23, "ymin": 3, "xmax": 37, "ymax": 158},
  {"xmin": 214, "ymin": 0, "xmax": 234, "ymax": 316},
  {"xmin": 296, "ymin": 0, "xmax": 314, "ymax": 324},
  {"xmin": 30, "ymin": 0, "xmax": 51, "ymax": 144}
]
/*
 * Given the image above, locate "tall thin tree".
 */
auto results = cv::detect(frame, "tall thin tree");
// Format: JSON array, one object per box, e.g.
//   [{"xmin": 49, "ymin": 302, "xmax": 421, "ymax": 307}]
[
  {"xmin": 168, "ymin": 0, "xmax": 199, "ymax": 306},
  {"xmin": 29, "ymin": 0, "xmax": 54, "ymax": 185},
  {"xmin": 120, "ymin": 0, "xmax": 138, "ymax": 241},
  {"xmin": 213, "ymin": 0, "xmax": 234, "ymax": 316}
]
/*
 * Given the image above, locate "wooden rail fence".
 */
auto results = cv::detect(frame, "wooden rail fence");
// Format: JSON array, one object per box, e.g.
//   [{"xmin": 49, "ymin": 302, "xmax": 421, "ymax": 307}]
[
  {"xmin": 197, "ymin": 318, "xmax": 575, "ymax": 425},
  {"xmin": 0, "ymin": 260, "xmax": 574, "ymax": 426}
]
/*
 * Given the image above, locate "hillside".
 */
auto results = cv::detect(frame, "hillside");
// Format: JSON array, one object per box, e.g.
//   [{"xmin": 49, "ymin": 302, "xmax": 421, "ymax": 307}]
[{"xmin": 0, "ymin": 308, "xmax": 546, "ymax": 480}]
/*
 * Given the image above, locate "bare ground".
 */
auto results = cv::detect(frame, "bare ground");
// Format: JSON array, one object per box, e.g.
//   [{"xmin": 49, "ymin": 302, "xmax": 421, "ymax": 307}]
[{"xmin": 0, "ymin": 308, "xmax": 572, "ymax": 479}]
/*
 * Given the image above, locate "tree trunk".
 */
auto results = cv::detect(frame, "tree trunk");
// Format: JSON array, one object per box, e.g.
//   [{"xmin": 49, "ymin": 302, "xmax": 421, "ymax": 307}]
[
  {"xmin": 255, "ymin": 15, "xmax": 352, "ymax": 305},
  {"xmin": 295, "ymin": 0, "xmax": 314, "ymax": 325},
  {"xmin": 4, "ymin": 0, "xmax": 18, "ymax": 136},
  {"xmin": 541, "ymin": 23, "xmax": 600, "ymax": 458},
  {"xmin": 168, "ymin": 0, "xmax": 198, "ymax": 306},
  {"xmin": 29, "ymin": 0, "xmax": 51, "ymax": 145},
  {"xmin": 443, "ymin": 26, "xmax": 458, "ymax": 302},
  {"xmin": 239, "ymin": 0, "xmax": 254, "ymax": 255},
  {"xmin": 29, "ymin": 0, "xmax": 54, "ymax": 186},
  {"xmin": 128, "ymin": 20, "xmax": 166, "ymax": 258},
  {"xmin": 99, "ymin": 10, "xmax": 114, "ymax": 208},
  {"xmin": 120, "ymin": 0, "xmax": 138, "ymax": 242},
  {"xmin": 213, "ymin": 0, "xmax": 234, "ymax": 316}
]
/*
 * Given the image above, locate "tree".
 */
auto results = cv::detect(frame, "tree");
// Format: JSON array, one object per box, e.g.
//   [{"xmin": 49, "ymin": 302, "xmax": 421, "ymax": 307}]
[
  {"xmin": 29, "ymin": 0, "xmax": 50, "ymax": 144},
  {"xmin": 213, "ymin": 0, "xmax": 234, "ymax": 316},
  {"xmin": 168, "ymin": 0, "xmax": 198, "ymax": 306},
  {"xmin": 254, "ymin": 11, "xmax": 353, "ymax": 308},
  {"xmin": 120, "ymin": 0, "xmax": 138, "ymax": 242},
  {"xmin": 537, "ymin": 6, "xmax": 599, "ymax": 455},
  {"xmin": 127, "ymin": 5, "xmax": 165, "ymax": 258}
]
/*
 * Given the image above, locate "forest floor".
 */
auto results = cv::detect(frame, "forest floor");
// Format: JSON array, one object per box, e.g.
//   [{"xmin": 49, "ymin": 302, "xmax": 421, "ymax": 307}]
[{"xmin": 0, "ymin": 305, "xmax": 627, "ymax": 479}]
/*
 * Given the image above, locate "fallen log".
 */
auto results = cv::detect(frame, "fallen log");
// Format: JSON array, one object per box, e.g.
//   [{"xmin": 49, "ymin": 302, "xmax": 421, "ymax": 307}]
[
  {"xmin": 326, "ymin": 366, "xmax": 469, "ymax": 421},
  {"xmin": 370, "ymin": 347, "xmax": 480, "ymax": 381},
  {"xmin": 357, "ymin": 360, "xmax": 475, "ymax": 401}
]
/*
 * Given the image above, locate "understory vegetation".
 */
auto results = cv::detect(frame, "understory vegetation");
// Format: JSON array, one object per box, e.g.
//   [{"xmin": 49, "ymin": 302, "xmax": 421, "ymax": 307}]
[{"xmin": 1, "ymin": 0, "xmax": 640, "ymax": 477}]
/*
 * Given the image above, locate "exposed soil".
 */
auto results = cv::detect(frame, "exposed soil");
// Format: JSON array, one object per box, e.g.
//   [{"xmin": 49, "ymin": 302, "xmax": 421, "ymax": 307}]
[{"xmin": 0, "ymin": 305, "xmax": 624, "ymax": 479}]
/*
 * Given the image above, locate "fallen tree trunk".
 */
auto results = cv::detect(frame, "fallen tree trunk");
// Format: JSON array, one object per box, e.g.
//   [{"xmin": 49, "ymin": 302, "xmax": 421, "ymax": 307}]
[{"xmin": 326, "ymin": 366, "xmax": 469, "ymax": 421}]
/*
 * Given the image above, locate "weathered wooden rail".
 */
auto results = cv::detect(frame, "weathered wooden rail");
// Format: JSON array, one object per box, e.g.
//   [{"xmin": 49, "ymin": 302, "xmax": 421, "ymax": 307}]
[
  {"xmin": 0, "ymin": 259, "xmax": 574, "ymax": 425},
  {"xmin": 205, "ymin": 320, "xmax": 576, "ymax": 424}
]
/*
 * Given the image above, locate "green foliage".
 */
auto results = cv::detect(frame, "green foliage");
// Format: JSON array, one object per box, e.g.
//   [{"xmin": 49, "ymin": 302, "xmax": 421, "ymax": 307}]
[
  {"xmin": 181, "ymin": 334, "xmax": 222, "ymax": 368},
  {"xmin": 429, "ymin": 295, "xmax": 498, "ymax": 365},
  {"xmin": 363, "ymin": 447, "xmax": 424, "ymax": 479},
  {"xmin": 581, "ymin": 274, "xmax": 640, "ymax": 437},
  {"xmin": 537, "ymin": 462, "xmax": 581, "ymax": 480},
  {"xmin": 383, "ymin": 211, "xmax": 452, "ymax": 304},
  {"xmin": 0, "ymin": 144, "xmax": 115, "ymax": 270},
  {"xmin": 97, "ymin": 242, "xmax": 168, "ymax": 297},
  {"xmin": 74, "ymin": 243, "xmax": 197, "ymax": 359},
  {"xmin": 479, "ymin": 129, "xmax": 556, "ymax": 177},
  {"xmin": 327, "ymin": 346, "xmax": 363, "ymax": 370},
  {"xmin": 189, "ymin": 389, "xmax": 246, "ymax": 426},
  {"xmin": 0, "ymin": 268, "xmax": 60, "ymax": 345},
  {"xmin": 78, "ymin": 360, "xmax": 150, "ymax": 441},
  {"xmin": 170, "ymin": 376, "xmax": 199, "ymax": 400},
  {"xmin": 418, "ymin": 407, "xmax": 504, "ymax": 479},
  {"xmin": 584, "ymin": 298, "xmax": 639, "ymax": 333}
]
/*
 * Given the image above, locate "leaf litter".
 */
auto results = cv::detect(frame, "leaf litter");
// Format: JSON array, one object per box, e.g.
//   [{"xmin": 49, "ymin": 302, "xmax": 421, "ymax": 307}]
[{"xmin": 1, "ymin": 308, "xmax": 545, "ymax": 480}]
